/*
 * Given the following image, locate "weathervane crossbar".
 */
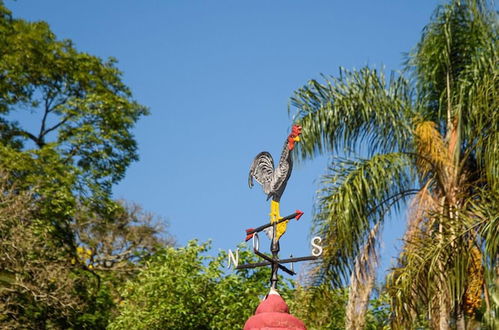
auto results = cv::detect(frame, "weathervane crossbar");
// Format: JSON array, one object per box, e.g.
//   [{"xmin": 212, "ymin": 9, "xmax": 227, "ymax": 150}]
[
  {"xmin": 236, "ymin": 255, "xmax": 319, "ymax": 270},
  {"xmin": 236, "ymin": 211, "xmax": 321, "ymax": 289}
]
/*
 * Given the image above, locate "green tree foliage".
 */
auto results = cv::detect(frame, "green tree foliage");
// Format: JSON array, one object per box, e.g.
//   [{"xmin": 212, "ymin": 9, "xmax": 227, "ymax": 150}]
[
  {"xmin": 0, "ymin": 171, "xmax": 172, "ymax": 329},
  {"xmin": 0, "ymin": 171, "xmax": 111, "ymax": 329},
  {"xmin": 288, "ymin": 284, "xmax": 349, "ymax": 329},
  {"xmin": 0, "ymin": 2, "xmax": 166, "ymax": 328},
  {"xmin": 289, "ymin": 0, "xmax": 497, "ymax": 328},
  {"xmin": 108, "ymin": 241, "xmax": 295, "ymax": 330},
  {"xmin": 108, "ymin": 240, "xmax": 398, "ymax": 329},
  {"xmin": 0, "ymin": 1, "xmax": 148, "ymax": 218},
  {"xmin": 72, "ymin": 201, "xmax": 174, "ymax": 273}
]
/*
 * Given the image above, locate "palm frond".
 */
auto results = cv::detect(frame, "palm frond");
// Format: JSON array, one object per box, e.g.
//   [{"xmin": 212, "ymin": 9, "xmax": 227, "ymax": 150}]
[
  {"xmin": 387, "ymin": 188, "xmax": 497, "ymax": 328},
  {"xmin": 405, "ymin": 181, "xmax": 437, "ymax": 242},
  {"xmin": 457, "ymin": 30, "xmax": 498, "ymax": 162},
  {"xmin": 312, "ymin": 152, "xmax": 417, "ymax": 287},
  {"xmin": 464, "ymin": 189, "xmax": 499, "ymax": 327},
  {"xmin": 482, "ymin": 131, "xmax": 499, "ymax": 192},
  {"xmin": 408, "ymin": 0, "xmax": 497, "ymax": 124},
  {"xmin": 290, "ymin": 68, "xmax": 414, "ymax": 159},
  {"xmin": 289, "ymin": 2, "xmax": 497, "ymax": 328}
]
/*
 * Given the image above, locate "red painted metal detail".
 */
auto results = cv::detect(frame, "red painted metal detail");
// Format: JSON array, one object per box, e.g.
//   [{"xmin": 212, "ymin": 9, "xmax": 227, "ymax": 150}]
[
  {"xmin": 244, "ymin": 293, "xmax": 306, "ymax": 330},
  {"xmin": 245, "ymin": 228, "xmax": 255, "ymax": 241}
]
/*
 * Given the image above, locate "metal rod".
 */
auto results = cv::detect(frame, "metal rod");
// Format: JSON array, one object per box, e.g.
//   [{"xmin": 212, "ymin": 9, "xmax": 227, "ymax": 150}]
[
  {"xmin": 236, "ymin": 261, "xmax": 271, "ymax": 269},
  {"xmin": 242, "ymin": 254, "xmax": 295, "ymax": 274},
  {"xmin": 236, "ymin": 255, "xmax": 318, "ymax": 269},
  {"xmin": 277, "ymin": 264, "xmax": 295, "ymax": 276},
  {"xmin": 254, "ymin": 250, "xmax": 274, "ymax": 263},
  {"xmin": 277, "ymin": 255, "xmax": 319, "ymax": 264},
  {"xmin": 236, "ymin": 254, "xmax": 296, "ymax": 275}
]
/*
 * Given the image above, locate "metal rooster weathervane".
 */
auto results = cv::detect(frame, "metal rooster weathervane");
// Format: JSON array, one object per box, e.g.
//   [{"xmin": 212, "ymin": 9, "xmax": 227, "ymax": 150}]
[{"xmin": 227, "ymin": 125, "xmax": 323, "ymax": 290}]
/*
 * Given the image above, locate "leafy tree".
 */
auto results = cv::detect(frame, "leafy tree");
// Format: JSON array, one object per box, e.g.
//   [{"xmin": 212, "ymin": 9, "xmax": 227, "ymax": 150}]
[
  {"xmin": 0, "ymin": 3, "xmax": 165, "ymax": 328},
  {"xmin": 0, "ymin": 1, "xmax": 148, "ymax": 218},
  {"xmin": 108, "ymin": 241, "xmax": 295, "ymax": 330},
  {"xmin": 0, "ymin": 170, "xmax": 173, "ymax": 329},
  {"xmin": 109, "ymin": 240, "xmax": 394, "ymax": 330},
  {"xmin": 72, "ymin": 200, "xmax": 175, "ymax": 273},
  {"xmin": 288, "ymin": 284, "xmax": 349, "ymax": 330},
  {"xmin": 0, "ymin": 173, "xmax": 173, "ymax": 329},
  {"xmin": 0, "ymin": 171, "xmax": 107, "ymax": 329},
  {"xmin": 289, "ymin": 0, "xmax": 497, "ymax": 328}
]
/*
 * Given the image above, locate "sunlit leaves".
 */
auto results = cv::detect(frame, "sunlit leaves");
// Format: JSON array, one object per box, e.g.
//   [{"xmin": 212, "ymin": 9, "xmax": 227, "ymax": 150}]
[
  {"xmin": 0, "ymin": 4, "xmax": 152, "ymax": 328},
  {"xmin": 290, "ymin": 68, "xmax": 414, "ymax": 159},
  {"xmin": 0, "ymin": 9, "xmax": 148, "ymax": 208},
  {"xmin": 108, "ymin": 241, "xmax": 294, "ymax": 330},
  {"xmin": 312, "ymin": 153, "xmax": 416, "ymax": 288}
]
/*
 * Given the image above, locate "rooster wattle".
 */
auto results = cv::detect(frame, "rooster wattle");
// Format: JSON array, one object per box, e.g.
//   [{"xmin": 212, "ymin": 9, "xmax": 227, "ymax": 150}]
[{"xmin": 248, "ymin": 125, "xmax": 302, "ymax": 241}]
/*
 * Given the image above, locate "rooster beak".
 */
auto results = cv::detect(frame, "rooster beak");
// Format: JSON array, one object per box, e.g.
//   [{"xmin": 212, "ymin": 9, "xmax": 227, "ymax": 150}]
[{"xmin": 293, "ymin": 136, "xmax": 300, "ymax": 142}]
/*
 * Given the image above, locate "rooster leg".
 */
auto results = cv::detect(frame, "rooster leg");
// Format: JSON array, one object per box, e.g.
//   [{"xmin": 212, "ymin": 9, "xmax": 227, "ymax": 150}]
[
  {"xmin": 270, "ymin": 200, "xmax": 288, "ymax": 240},
  {"xmin": 270, "ymin": 200, "xmax": 280, "ymax": 223}
]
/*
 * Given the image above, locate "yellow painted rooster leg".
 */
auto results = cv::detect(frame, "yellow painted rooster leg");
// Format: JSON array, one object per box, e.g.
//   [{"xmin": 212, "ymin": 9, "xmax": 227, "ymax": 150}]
[
  {"xmin": 270, "ymin": 200, "xmax": 280, "ymax": 223},
  {"xmin": 270, "ymin": 200, "xmax": 288, "ymax": 240},
  {"xmin": 274, "ymin": 201, "xmax": 280, "ymax": 222}
]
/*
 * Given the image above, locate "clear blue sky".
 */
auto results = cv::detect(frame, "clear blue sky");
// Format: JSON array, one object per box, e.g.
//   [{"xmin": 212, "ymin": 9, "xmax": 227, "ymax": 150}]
[{"xmin": 7, "ymin": 0, "xmax": 440, "ymax": 279}]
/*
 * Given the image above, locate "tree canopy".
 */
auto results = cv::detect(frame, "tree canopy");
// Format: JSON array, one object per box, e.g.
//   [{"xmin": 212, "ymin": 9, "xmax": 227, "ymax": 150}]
[
  {"xmin": 0, "ymin": 1, "xmax": 148, "ymax": 214},
  {"xmin": 0, "ymin": 3, "xmax": 163, "ymax": 328},
  {"xmin": 108, "ymin": 241, "xmax": 294, "ymax": 330}
]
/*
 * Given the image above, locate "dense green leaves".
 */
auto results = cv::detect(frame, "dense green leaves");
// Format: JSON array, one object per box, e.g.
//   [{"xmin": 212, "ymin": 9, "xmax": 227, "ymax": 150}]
[
  {"xmin": 108, "ymin": 241, "xmax": 294, "ymax": 330},
  {"xmin": 0, "ymin": 170, "xmax": 174, "ymax": 329},
  {"xmin": 0, "ymin": 3, "xmax": 148, "ymax": 207},
  {"xmin": 0, "ymin": 171, "xmax": 108, "ymax": 329},
  {"xmin": 0, "ymin": 2, "xmax": 156, "ymax": 328}
]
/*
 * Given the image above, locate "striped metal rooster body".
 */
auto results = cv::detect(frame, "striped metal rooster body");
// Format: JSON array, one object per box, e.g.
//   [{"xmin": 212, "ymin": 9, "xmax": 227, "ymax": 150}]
[{"xmin": 248, "ymin": 125, "xmax": 302, "ymax": 240}]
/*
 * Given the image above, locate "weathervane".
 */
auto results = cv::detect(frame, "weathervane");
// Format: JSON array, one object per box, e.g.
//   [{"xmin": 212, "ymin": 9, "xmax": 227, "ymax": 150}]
[{"xmin": 227, "ymin": 125, "xmax": 323, "ymax": 289}]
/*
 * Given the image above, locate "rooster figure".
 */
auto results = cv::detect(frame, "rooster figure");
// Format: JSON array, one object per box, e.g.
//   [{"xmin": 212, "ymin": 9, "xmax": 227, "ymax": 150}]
[{"xmin": 248, "ymin": 125, "xmax": 302, "ymax": 241}]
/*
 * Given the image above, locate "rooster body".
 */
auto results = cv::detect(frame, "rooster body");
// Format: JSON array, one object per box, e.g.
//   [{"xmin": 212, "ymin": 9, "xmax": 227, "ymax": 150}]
[{"xmin": 248, "ymin": 125, "xmax": 302, "ymax": 240}]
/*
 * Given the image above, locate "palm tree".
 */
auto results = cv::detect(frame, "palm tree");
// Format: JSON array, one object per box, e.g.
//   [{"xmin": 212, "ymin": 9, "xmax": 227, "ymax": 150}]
[{"xmin": 289, "ymin": 0, "xmax": 498, "ymax": 328}]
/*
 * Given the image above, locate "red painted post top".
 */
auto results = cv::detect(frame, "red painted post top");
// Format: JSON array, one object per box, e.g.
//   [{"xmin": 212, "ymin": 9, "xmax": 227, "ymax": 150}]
[{"xmin": 244, "ymin": 289, "xmax": 306, "ymax": 330}]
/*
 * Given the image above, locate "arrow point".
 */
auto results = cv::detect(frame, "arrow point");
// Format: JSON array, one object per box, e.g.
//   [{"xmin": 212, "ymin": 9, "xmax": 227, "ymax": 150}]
[
  {"xmin": 245, "ymin": 228, "xmax": 255, "ymax": 241},
  {"xmin": 295, "ymin": 210, "xmax": 304, "ymax": 220}
]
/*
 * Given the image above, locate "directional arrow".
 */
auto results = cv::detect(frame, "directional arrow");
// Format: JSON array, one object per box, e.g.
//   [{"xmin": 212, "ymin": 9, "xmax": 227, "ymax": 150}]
[{"xmin": 245, "ymin": 210, "xmax": 304, "ymax": 241}]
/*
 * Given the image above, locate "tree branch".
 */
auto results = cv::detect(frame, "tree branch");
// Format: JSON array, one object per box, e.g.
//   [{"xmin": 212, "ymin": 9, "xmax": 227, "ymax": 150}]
[
  {"xmin": 42, "ymin": 116, "xmax": 71, "ymax": 138},
  {"xmin": 10, "ymin": 129, "xmax": 43, "ymax": 147},
  {"xmin": 37, "ymin": 90, "xmax": 71, "ymax": 145},
  {"xmin": 37, "ymin": 97, "xmax": 52, "ymax": 146}
]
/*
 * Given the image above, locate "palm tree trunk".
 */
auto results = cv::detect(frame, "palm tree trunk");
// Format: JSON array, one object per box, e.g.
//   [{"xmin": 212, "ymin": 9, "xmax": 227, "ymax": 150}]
[
  {"xmin": 438, "ymin": 265, "xmax": 450, "ymax": 330},
  {"xmin": 438, "ymin": 213, "xmax": 450, "ymax": 330},
  {"xmin": 345, "ymin": 223, "xmax": 379, "ymax": 330},
  {"xmin": 438, "ymin": 234, "xmax": 450, "ymax": 329},
  {"xmin": 456, "ymin": 308, "xmax": 465, "ymax": 330}
]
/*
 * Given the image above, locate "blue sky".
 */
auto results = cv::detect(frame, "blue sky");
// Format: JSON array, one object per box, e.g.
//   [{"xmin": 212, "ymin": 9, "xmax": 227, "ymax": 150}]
[{"xmin": 7, "ymin": 0, "xmax": 440, "ymax": 279}]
